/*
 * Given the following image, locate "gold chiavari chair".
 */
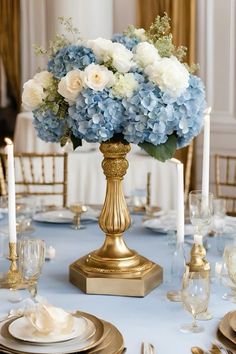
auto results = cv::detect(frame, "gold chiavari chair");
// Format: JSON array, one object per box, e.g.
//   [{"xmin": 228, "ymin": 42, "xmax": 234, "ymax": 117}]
[
  {"xmin": 0, "ymin": 153, "xmax": 68, "ymax": 207},
  {"xmin": 215, "ymin": 154, "xmax": 236, "ymax": 216}
]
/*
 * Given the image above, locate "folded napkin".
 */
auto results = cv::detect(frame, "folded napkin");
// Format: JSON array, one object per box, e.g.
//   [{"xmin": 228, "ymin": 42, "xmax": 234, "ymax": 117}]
[{"xmin": 25, "ymin": 303, "xmax": 74, "ymax": 336}]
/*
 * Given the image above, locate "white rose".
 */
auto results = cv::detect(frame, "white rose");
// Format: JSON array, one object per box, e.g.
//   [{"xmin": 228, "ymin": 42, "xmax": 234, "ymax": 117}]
[
  {"xmin": 133, "ymin": 28, "xmax": 147, "ymax": 41},
  {"xmin": 58, "ymin": 70, "xmax": 84, "ymax": 103},
  {"xmin": 87, "ymin": 38, "xmax": 113, "ymax": 62},
  {"xmin": 83, "ymin": 64, "xmax": 114, "ymax": 91},
  {"xmin": 22, "ymin": 79, "xmax": 45, "ymax": 111},
  {"xmin": 33, "ymin": 71, "xmax": 53, "ymax": 89},
  {"xmin": 134, "ymin": 42, "xmax": 161, "ymax": 68},
  {"xmin": 112, "ymin": 73, "xmax": 138, "ymax": 98},
  {"xmin": 145, "ymin": 56, "xmax": 190, "ymax": 97},
  {"xmin": 111, "ymin": 43, "xmax": 133, "ymax": 73}
]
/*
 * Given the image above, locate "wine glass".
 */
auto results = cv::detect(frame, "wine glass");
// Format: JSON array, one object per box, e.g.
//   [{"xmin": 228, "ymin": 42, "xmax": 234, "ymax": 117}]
[
  {"xmin": 189, "ymin": 190, "xmax": 213, "ymax": 237},
  {"xmin": 180, "ymin": 271, "xmax": 210, "ymax": 333},
  {"xmin": 16, "ymin": 196, "xmax": 37, "ymax": 236},
  {"xmin": 212, "ymin": 198, "xmax": 226, "ymax": 255},
  {"xmin": 69, "ymin": 202, "xmax": 87, "ymax": 230},
  {"xmin": 18, "ymin": 238, "xmax": 45, "ymax": 301},
  {"xmin": 223, "ymin": 244, "xmax": 236, "ymax": 301}
]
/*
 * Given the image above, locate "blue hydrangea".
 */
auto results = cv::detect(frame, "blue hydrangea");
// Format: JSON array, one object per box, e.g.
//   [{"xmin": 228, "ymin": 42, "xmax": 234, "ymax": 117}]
[
  {"xmin": 112, "ymin": 34, "xmax": 140, "ymax": 51},
  {"xmin": 67, "ymin": 89, "xmax": 125, "ymax": 142},
  {"xmin": 121, "ymin": 73, "xmax": 205, "ymax": 147},
  {"xmin": 173, "ymin": 75, "xmax": 206, "ymax": 148},
  {"xmin": 33, "ymin": 109, "xmax": 67, "ymax": 142},
  {"xmin": 48, "ymin": 45, "xmax": 96, "ymax": 78}
]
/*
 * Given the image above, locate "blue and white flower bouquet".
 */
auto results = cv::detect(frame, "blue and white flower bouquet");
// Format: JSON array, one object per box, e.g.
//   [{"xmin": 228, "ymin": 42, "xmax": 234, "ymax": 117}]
[{"xmin": 22, "ymin": 15, "xmax": 205, "ymax": 161}]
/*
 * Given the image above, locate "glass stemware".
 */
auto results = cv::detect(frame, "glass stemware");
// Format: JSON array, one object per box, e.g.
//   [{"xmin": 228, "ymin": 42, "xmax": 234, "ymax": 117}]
[
  {"xmin": 189, "ymin": 190, "xmax": 213, "ymax": 237},
  {"xmin": 180, "ymin": 271, "xmax": 210, "ymax": 333},
  {"xmin": 18, "ymin": 238, "xmax": 45, "ymax": 300},
  {"xmin": 223, "ymin": 244, "xmax": 236, "ymax": 301},
  {"xmin": 212, "ymin": 198, "xmax": 226, "ymax": 255},
  {"xmin": 69, "ymin": 202, "xmax": 87, "ymax": 230}
]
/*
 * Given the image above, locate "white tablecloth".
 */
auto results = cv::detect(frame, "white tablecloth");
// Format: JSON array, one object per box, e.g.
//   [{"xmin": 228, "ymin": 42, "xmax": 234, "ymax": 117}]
[
  {"xmin": 0, "ymin": 215, "xmax": 235, "ymax": 354},
  {"xmin": 14, "ymin": 112, "xmax": 177, "ymax": 209}
]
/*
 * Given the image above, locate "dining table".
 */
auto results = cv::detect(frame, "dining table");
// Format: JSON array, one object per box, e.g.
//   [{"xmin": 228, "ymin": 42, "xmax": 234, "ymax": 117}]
[{"xmin": 0, "ymin": 212, "xmax": 235, "ymax": 354}]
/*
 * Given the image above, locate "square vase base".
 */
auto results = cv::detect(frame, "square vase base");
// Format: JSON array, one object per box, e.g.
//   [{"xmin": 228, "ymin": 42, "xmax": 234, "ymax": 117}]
[{"xmin": 69, "ymin": 257, "xmax": 163, "ymax": 297}]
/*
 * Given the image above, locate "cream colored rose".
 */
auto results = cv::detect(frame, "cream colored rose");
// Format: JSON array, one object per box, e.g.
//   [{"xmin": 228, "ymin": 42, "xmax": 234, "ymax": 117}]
[
  {"xmin": 111, "ymin": 43, "xmax": 133, "ymax": 73},
  {"xmin": 134, "ymin": 42, "xmax": 160, "ymax": 68},
  {"xmin": 34, "ymin": 71, "xmax": 53, "ymax": 89},
  {"xmin": 112, "ymin": 73, "xmax": 138, "ymax": 98},
  {"xmin": 22, "ymin": 79, "xmax": 45, "ymax": 111},
  {"xmin": 133, "ymin": 28, "xmax": 147, "ymax": 41},
  {"xmin": 87, "ymin": 38, "xmax": 113, "ymax": 62},
  {"xmin": 145, "ymin": 56, "xmax": 189, "ymax": 97},
  {"xmin": 83, "ymin": 64, "xmax": 114, "ymax": 91},
  {"xmin": 58, "ymin": 70, "xmax": 84, "ymax": 103}
]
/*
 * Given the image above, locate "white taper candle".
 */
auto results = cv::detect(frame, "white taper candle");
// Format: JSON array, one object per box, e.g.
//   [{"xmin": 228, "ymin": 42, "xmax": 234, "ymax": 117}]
[
  {"xmin": 4, "ymin": 138, "xmax": 17, "ymax": 243},
  {"xmin": 169, "ymin": 158, "xmax": 185, "ymax": 243},
  {"xmin": 202, "ymin": 107, "xmax": 211, "ymax": 199}
]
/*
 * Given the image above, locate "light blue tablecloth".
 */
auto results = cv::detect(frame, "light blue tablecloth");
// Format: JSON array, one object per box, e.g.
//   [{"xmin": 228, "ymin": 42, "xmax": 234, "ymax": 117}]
[{"xmin": 0, "ymin": 214, "xmax": 235, "ymax": 354}]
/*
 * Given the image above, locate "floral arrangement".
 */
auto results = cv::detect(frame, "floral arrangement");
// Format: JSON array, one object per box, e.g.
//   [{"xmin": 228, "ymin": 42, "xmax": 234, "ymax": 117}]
[{"xmin": 22, "ymin": 15, "xmax": 205, "ymax": 161}]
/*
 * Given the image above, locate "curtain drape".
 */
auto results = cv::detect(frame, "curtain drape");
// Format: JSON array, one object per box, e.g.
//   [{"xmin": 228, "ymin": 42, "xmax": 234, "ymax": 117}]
[
  {"xmin": 0, "ymin": 0, "xmax": 21, "ymax": 111},
  {"xmin": 137, "ymin": 0, "xmax": 196, "ymax": 191}
]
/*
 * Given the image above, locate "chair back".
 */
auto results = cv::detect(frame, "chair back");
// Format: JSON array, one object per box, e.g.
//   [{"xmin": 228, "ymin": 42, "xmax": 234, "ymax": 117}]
[
  {"xmin": 0, "ymin": 153, "xmax": 68, "ymax": 207},
  {"xmin": 215, "ymin": 154, "xmax": 236, "ymax": 216}
]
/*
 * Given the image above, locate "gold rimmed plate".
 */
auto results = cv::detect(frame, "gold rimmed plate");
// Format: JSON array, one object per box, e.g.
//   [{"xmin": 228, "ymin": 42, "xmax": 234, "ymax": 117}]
[
  {"xmin": 216, "ymin": 329, "xmax": 236, "ymax": 354},
  {"xmin": 229, "ymin": 311, "xmax": 236, "ymax": 332},
  {"xmin": 0, "ymin": 311, "xmax": 104, "ymax": 354},
  {"xmin": 218, "ymin": 312, "xmax": 236, "ymax": 351}
]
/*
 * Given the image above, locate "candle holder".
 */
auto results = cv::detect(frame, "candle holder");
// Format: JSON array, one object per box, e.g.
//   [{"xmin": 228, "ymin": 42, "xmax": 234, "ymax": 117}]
[{"xmin": 0, "ymin": 242, "xmax": 24, "ymax": 289}]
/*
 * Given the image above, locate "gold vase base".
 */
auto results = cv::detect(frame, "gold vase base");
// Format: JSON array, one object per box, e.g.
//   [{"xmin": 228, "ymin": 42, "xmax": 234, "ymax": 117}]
[{"xmin": 69, "ymin": 254, "xmax": 163, "ymax": 297}]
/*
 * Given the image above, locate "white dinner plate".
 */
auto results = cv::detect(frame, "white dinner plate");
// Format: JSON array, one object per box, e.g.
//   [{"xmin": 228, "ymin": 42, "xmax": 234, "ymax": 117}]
[
  {"xmin": 8, "ymin": 315, "xmax": 93, "ymax": 344},
  {"xmin": 33, "ymin": 208, "xmax": 99, "ymax": 224},
  {"xmin": 143, "ymin": 219, "xmax": 194, "ymax": 236},
  {"xmin": 0, "ymin": 311, "xmax": 104, "ymax": 354}
]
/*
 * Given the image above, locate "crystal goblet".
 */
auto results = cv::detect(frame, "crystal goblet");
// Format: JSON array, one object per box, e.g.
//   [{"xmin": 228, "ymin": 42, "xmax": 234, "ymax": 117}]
[
  {"xmin": 69, "ymin": 202, "xmax": 87, "ymax": 230},
  {"xmin": 18, "ymin": 238, "xmax": 45, "ymax": 301},
  {"xmin": 180, "ymin": 271, "xmax": 210, "ymax": 333}
]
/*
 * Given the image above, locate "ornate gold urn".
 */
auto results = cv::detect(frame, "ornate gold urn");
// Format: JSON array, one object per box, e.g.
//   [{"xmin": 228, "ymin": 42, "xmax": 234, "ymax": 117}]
[{"xmin": 69, "ymin": 141, "xmax": 163, "ymax": 296}]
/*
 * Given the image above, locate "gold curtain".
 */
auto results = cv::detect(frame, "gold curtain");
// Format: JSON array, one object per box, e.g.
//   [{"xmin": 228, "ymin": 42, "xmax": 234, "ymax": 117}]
[
  {"xmin": 0, "ymin": 0, "xmax": 21, "ymax": 111},
  {"xmin": 137, "ymin": 0, "xmax": 196, "ymax": 192}
]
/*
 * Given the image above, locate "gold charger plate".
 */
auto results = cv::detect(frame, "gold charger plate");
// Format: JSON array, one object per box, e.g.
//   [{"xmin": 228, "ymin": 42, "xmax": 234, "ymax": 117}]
[
  {"xmin": 219, "ymin": 312, "xmax": 236, "ymax": 346},
  {"xmin": 229, "ymin": 311, "xmax": 236, "ymax": 332},
  {"xmin": 0, "ymin": 312, "xmax": 104, "ymax": 354},
  {"xmin": 86, "ymin": 319, "xmax": 124, "ymax": 354},
  {"xmin": 216, "ymin": 329, "xmax": 236, "ymax": 353}
]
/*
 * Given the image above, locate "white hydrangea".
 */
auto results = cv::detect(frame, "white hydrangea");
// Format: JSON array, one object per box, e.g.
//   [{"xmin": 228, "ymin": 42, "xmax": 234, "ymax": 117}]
[
  {"xmin": 58, "ymin": 70, "xmax": 84, "ymax": 103},
  {"xmin": 134, "ymin": 42, "xmax": 161, "ymax": 69},
  {"xmin": 33, "ymin": 71, "xmax": 53, "ymax": 89},
  {"xmin": 145, "ymin": 56, "xmax": 190, "ymax": 98},
  {"xmin": 83, "ymin": 63, "xmax": 114, "ymax": 91},
  {"xmin": 22, "ymin": 79, "xmax": 45, "ymax": 111},
  {"xmin": 112, "ymin": 73, "xmax": 138, "ymax": 98}
]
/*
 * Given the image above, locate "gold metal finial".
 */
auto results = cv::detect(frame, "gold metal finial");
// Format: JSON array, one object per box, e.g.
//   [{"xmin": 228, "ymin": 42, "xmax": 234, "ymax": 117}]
[
  {"xmin": 187, "ymin": 236, "xmax": 210, "ymax": 273},
  {"xmin": 146, "ymin": 172, "xmax": 151, "ymax": 207}
]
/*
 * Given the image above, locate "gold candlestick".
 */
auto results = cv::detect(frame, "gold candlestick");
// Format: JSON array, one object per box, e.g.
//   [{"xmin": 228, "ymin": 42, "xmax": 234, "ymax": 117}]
[
  {"xmin": 146, "ymin": 172, "xmax": 151, "ymax": 207},
  {"xmin": 0, "ymin": 242, "xmax": 22, "ymax": 289}
]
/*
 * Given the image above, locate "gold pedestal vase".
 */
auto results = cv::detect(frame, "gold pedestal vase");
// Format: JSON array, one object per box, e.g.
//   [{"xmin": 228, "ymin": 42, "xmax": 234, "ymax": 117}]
[{"xmin": 69, "ymin": 141, "xmax": 163, "ymax": 296}]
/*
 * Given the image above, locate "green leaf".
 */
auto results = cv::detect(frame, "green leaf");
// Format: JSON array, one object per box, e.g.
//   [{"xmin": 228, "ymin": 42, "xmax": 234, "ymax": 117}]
[
  {"xmin": 138, "ymin": 134, "xmax": 177, "ymax": 162},
  {"xmin": 70, "ymin": 135, "xmax": 82, "ymax": 150}
]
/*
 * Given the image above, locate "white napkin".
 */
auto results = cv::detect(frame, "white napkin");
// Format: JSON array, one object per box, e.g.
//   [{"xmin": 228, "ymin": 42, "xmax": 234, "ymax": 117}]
[{"xmin": 25, "ymin": 304, "xmax": 74, "ymax": 335}]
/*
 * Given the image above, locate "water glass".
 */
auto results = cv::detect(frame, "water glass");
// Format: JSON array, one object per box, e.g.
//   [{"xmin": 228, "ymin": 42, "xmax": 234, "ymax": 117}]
[
  {"xmin": 180, "ymin": 271, "xmax": 210, "ymax": 333},
  {"xmin": 189, "ymin": 191, "xmax": 213, "ymax": 236},
  {"xmin": 18, "ymin": 238, "xmax": 45, "ymax": 300}
]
